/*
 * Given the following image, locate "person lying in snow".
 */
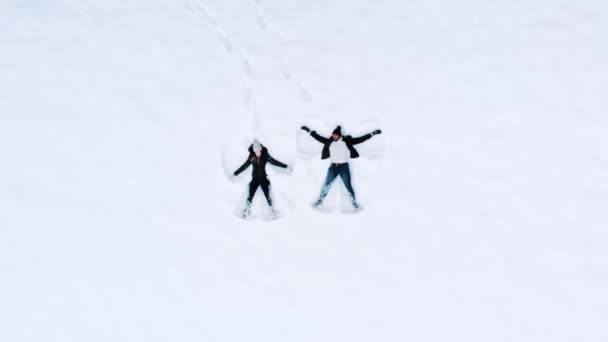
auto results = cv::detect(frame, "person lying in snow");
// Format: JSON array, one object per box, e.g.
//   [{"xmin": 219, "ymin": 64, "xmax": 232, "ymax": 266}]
[
  {"xmin": 300, "ymin": 125, "xmax": 382, "ymax": 210},
  {"xmin": 233, "ymin": 140, "xmax": 292, "ymax": 218}
]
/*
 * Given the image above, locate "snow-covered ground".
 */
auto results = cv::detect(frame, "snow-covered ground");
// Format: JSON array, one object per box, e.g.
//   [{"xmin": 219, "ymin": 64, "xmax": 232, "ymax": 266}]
[{"xmin": 1, "ymin": 0, "xmax": 607, "ymax": 341}]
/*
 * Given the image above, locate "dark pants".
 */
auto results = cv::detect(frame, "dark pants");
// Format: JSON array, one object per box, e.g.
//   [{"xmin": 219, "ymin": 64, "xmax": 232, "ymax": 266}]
[
  {"xmin": 248, "ymin": 178, "xmax": 272, "ymax": 206},
  {"xmin": 319, "ymin": 163, "xmax": 356, "ymax": 202}
]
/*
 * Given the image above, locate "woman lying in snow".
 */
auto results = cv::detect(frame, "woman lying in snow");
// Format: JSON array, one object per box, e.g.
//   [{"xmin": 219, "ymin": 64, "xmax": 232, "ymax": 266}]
[{"xmin": 233, "ymin": 140, "xmax": 292, "ymax": 218}]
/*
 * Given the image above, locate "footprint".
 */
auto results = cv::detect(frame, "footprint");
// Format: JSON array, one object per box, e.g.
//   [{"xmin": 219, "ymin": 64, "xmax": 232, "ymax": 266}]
[
  {"xmin": 191, "ymin": 0, "xmax": 218, "ymax": 26},
  {"xmin": 245, "ymin": 87, "xmax": 256, "ymax": 106},
  {"xmin": 242, "ymin": 59, "xmax": 253, "ymax": 77},
  {"xmin": 297, "ymin": 82, "xmax": 312, "ymax": 102},
  {"xmin": 256, "ymin": 9, "xmax": 267, "ymax": 29},
  {"xmin": 281, "ymin": 57, "xmax": 291, "ymax": 80},
  {"xmin": 275, "ymin": 30, "xmax": 289, "ymax": 46},
  {"xmin": 184, "ymin": 0, "xmax": 194, "ymax": 12},
  {"xmin": 215, "ymin": 29, "xmax": 232, "ymax": 52}
]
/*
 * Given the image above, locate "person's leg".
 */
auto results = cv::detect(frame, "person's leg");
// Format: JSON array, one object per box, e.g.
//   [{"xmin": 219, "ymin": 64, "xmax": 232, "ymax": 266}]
[
  {"xmin": 260, "ymin": 179, "xmax": 277, "ymax": 217},
  {"xmin": 242, "ymin": 179, "xmax": 261, "ymax": 217},
  {"xmin": 247, "ymin": 179, "xmax": 261, "ymax": 205},
  {"xmin": 260, "ymin": 179, "xmax": 272, "ymax": 207},
  {"xmin": 317, "ymin": 164, "xmax": 339, "ymax": 205},
  {"xmin": 338, "ymin": 164, "xmax": 358, "ymax": 207}
]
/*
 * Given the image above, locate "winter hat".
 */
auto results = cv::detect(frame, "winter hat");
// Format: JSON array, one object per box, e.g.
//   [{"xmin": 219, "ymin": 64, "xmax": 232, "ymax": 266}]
[
  {"xmin": 252, "ymin": 141, "xmax": 262, "ymax": 153},
  {"xmin": 332, "ymin": 126, "xmax": 342, "ymax": 136}
]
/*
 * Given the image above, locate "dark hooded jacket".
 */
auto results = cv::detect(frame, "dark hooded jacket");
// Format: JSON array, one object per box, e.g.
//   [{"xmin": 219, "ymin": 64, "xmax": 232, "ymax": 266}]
[
  {"xmin": 309, "ymin": 131, "xmax": 373, "ymax": 160},
  {"xmin": 234, "ymin": 144, "xmax": 288, "ymax": 179}
]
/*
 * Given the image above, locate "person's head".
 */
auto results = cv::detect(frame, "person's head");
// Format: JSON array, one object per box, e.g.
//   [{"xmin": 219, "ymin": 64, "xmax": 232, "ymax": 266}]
[
  {"xmin": 253, "ymin": 141, "xmax": 263, "ymax": 157},
  {"xmin": 332, "ymin": 126, "xmax": 342, "ymax": 141}
]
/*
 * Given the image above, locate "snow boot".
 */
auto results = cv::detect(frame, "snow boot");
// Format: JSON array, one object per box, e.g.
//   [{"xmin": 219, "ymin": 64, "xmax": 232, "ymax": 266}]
[
  {"xmin": 349, "ymin": 194, "xmax": 361, "ymax": 211},
  {"xmin": 241, "ymin": 201, "xmax": 252, "ymax": 218},
  {"xmin": 269, "ymin": 206, "xmax": 278, "ymax": 220}
]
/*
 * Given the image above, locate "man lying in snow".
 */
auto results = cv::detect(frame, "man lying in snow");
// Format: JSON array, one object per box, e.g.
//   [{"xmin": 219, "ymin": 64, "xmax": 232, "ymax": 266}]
[
  {"xmin": 233, "ymin": 140, "xmax": 292, "ymax": 218},
  {"xmin": 300, "ymin": 125, "xmax": 382, "ymax": 210}
]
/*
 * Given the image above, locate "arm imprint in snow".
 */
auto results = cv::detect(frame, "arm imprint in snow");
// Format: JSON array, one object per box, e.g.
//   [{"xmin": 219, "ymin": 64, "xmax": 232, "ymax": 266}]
[{"xmin": 234, "ymin": 157, "xmax": 253, "ymax": 176}]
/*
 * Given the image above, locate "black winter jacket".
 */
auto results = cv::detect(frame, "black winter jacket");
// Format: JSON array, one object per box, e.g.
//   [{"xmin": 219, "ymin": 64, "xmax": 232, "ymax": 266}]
[
  {"xmin": 234, "ymin": 145, "xmax": 288, "ymax": 179},
  {"xmin": 309, "ymin": 131, "xmax": 373, "ymax": 160}
]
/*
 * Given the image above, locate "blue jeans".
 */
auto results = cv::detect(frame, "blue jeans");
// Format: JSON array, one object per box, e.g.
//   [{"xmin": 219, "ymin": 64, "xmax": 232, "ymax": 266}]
[{"xmin": 319, "ymin": 163, "xmax": 356, "ymax": 203}]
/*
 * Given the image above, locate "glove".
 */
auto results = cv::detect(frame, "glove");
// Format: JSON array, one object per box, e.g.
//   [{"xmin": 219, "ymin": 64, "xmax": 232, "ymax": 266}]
[
  {"xmin": 372, "ymin": 129, "xmax": 382, "ymax": 135},
  {"xmin": 301, "ymin": 126, "xmax": 311, "ymax": 133}
]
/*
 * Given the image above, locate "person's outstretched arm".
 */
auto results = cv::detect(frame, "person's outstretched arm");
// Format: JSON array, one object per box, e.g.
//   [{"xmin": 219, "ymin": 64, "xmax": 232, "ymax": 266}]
[
  {"xmin": 301, "ymin": 126, "xmax": 330, "ymax": 144},
  {"xmin": 268, "ymin": 154, "xmax": 288, "ymax": 169},
  {"xmin": 351, "ymin": 129, "xmax": 382, "ymax": 145},
  {"xmin": 234, "ymin": 157, "xmax": 252, "ymax": 176}
]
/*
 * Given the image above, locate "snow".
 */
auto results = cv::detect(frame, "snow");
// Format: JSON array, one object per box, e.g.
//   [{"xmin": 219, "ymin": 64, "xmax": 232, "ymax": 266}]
[{"xmin": 1, "ymin": 0, "xmax": 607, "ymax": 341}]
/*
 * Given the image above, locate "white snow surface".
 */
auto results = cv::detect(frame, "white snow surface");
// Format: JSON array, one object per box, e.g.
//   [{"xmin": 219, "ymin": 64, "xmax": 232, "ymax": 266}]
[{"xmin": 1, "ymin": 0, "xmax": 608, "ymax": 341}]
